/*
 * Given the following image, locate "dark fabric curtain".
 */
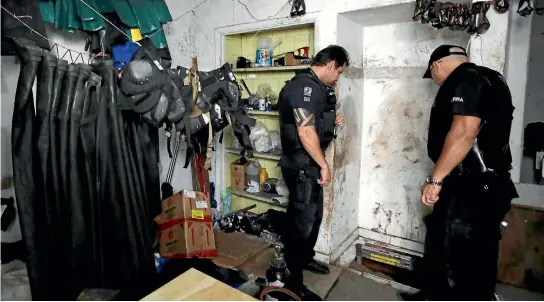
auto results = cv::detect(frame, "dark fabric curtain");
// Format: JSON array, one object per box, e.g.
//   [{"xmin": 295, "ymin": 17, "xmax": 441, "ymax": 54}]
[{"xmin": 11, "ymin": 40, "xmax": 159, "ymax": 300}]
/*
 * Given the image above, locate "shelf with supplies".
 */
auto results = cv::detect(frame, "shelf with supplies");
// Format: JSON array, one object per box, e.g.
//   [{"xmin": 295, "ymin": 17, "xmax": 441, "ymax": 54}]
[
  {"xmin": 247, "ymin": 110, "xmax": 279, "ymax": 116},
  {"xmin": 228, "ymin": 187, "xmax": 288, "ymax": 208},
  {"xmin": 226, "ymin": 148, "xmax": 282, "ymax": 161},
  {"xmin": 234, "ymin": 65, "xmax": 309, "ymax": 72}
]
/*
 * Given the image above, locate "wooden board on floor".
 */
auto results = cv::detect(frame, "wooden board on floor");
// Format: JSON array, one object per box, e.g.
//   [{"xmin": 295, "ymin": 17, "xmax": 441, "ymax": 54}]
[
  {"xmin": 212, "ymin": 230, "xmax": 270, "ymax": 269},
  {"xmin": 304, "ymin": 265, "xmax": 343, "ymax": 299},
  {"xmin": 236, "ymin": 246, "xmax": 343, "ymax": 299},
  {"xmin": 141, "ymin": 268, "xmax": 256, "ymax": 301}
]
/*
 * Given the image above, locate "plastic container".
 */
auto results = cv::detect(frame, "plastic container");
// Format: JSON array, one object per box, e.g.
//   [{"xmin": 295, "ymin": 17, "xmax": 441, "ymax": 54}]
[
  {"xmin": 246, "ymin": 161, "xmax": 262, "ymax": 189},
  {"xmin": 256, "ymin": 38, "xmax": 272, "ymax": 67},
  {"xmin": 259, "ymin": 168, "xmax": 269, "ymax": 190},
  {"xmin": 259, "ymin": 98, "xmax": 266, "ymax": 111}
]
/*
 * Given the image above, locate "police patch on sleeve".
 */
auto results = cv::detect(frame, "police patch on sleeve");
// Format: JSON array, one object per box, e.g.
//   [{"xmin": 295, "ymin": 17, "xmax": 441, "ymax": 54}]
[{"xmin": 303, "ymin": 87, "xmax": 312, "ymax": 97}]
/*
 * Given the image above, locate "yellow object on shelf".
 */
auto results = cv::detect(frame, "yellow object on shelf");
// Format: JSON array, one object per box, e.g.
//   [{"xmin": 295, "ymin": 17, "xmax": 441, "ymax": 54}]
[{"xmin": 260, "ymin": 168, "xmax": 269, "ymax": 190}]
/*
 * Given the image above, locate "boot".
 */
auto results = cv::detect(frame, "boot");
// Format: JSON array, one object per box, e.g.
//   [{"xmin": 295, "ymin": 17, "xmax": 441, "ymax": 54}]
[
  {"xmin": 48, "ymin": 58, "xmax": 68, "ymax": 224},
  {"xmin": 68, "ymin": 64, "xmax": 92, "ymax": 295},
  {"xmin": 35, "ymin": 53, "xmax": 57, "ymax": 246},
  {"xmin": 10, "ymin": 39, "xmax": 46, "ymax": 300},
  {"xmin": 80, "ymin": 71, "xmax": 103, "ymax": 286},
  {"xmin": 57, "ymin": 63, "xmax": 80, "ymax": 211}
]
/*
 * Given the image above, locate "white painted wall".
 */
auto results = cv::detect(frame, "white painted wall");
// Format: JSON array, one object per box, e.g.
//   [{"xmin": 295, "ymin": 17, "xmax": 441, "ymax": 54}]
[{"xmin": 520, "ymin": 12, "xmax": 544, "ymax": 184}]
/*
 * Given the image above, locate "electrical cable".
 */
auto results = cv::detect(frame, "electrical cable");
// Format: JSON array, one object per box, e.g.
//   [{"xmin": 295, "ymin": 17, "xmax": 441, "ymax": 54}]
[
  {"xmin": 1, "ymin": 5, "xmax": 86, "ymax": 56},
  {"xmin": 3, "ymin": 0, "xmax": 292, "ymax": 57},
  {"xmin": 260, "ymin": 286, "xmax": 301, "ymax": 301},
  {"xmin": 236, "ymin": 0, "xmax": 291, "ymax": 21}
]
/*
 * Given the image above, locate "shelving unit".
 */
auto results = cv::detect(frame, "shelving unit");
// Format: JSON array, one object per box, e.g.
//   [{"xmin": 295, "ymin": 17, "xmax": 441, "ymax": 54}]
[
  {"xmin": 226, "ymin": 148, "xmax": 281, "ymax": 161},
  {"xmin": 224, "ymin": 24, "xmax": 315, "ymax": 214},
  {"xmin": 234, "ymin": 65, "xmax": 309, "ymax": 72},
  {"xmin": 228, "ymin": 187, "xmax": 287, "ymax": 208},
  {"xmin": 247, "ymin": 110, "xmax": 279, "ymax": 116}
]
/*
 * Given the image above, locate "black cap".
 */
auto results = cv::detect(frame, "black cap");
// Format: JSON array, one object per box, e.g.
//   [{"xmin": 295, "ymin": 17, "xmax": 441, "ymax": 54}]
[{"xmin": 423, "ymin": 45, "xmax": 468, "ymax": 78}]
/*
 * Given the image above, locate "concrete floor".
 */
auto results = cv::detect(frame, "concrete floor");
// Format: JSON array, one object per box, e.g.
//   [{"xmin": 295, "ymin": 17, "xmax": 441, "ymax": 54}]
[{"xmin": 324, "ymin": 269, "xmax": 544, "ymax": 301}]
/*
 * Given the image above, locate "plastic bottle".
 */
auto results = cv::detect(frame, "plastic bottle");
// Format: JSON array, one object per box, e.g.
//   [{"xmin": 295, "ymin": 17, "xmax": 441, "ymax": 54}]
[
  {"xmin": 246, "ymin": 161, "xmax": 261, "ymax": 191},
  {"xmin": 259, "ymin": 168, "xmax": 269, "ymax": 190}
]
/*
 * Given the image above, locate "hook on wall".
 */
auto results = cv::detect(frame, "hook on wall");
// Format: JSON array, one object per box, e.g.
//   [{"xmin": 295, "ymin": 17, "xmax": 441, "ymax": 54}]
[
  {"xmin": 61, "ymin": 49, "xmax": 74, "ymax": 63},
  {"xmin": 48, "ymin": 43, "xmax": 60, "ymax": 59}
]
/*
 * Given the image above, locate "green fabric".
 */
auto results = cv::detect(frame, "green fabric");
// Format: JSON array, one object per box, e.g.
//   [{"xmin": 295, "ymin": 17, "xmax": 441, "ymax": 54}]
[
  {"xmin": 127, "ymin": 0, "xmax": 161, "ymax": 34},
  {"xmin": 38, "ymin": 0, "xmax": 55, "ymax": 24},
  {"xmin": 66, "ymin": 0, "xmax": 83, "ymax": 30},
  {"xmin": 75, "ymin": 0, "xmax": 106, "ymax": 31},
  {"xmin": 94, "ymin": 0, "xmax": 115, "ymax": 13},
  {"xmin": 151, "ymin": 0, "xmax": 173, "ymax": 22},
  {"xmin": 112, "ymin": 0, "xmax": 138, "ymax": 27},
  {"xmin": 147, "ymin": 28, "xmax": 168, "ymax": 49}
]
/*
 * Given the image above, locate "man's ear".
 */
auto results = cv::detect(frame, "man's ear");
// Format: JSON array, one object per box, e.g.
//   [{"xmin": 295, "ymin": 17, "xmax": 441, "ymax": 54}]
[{"xmin": 327, "ymin": 61, "xmax": 335, "ymax": 71}]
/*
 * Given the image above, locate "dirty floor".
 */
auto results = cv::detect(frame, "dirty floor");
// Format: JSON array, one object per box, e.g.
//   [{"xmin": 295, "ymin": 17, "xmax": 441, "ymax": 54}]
[{"xmin": 323, "ymin": 269, "xmax": 544, "ymax": 301}]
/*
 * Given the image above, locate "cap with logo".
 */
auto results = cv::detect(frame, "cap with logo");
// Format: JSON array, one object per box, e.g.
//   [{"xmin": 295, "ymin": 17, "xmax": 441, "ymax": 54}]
[{"xmin": 423, "ymin": 45, "xmax": 468, "ymax": 78}]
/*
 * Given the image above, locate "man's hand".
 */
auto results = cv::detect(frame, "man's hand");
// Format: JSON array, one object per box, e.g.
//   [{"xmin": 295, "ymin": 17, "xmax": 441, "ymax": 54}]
[
  {"xmin": 421, "ymin": 183, "xmax": 441, "ymax": 206},
  {"xmin": 318, "ymin": 165, "xmax": 331, "ymax": 186},
  {"xmin": 336, "ymin": 112, "xmax": 345, "ymax": 127}
]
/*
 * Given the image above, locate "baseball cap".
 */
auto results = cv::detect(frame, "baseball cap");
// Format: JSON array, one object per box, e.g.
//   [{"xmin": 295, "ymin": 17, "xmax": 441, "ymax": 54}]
[{"xmin": 423, "ymin": 45, "xmax": 468, "ymax": 78}]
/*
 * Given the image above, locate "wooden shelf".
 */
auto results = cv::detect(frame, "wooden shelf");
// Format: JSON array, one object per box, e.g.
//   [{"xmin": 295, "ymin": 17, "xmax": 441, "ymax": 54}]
[
  {"xmin": 228, "ymin": 187, "xmax": 288, "ymax": 208},
  {"xmin": 234, "ymin": 65, "xmax": 309, "ymax": 72},
  {"xmin": 227, "ymin": 148, "xmax": 282, "ymax": 161},
  {"xmin": 247, "ymin": 110, "xmax": 279, "ymax": 116}
]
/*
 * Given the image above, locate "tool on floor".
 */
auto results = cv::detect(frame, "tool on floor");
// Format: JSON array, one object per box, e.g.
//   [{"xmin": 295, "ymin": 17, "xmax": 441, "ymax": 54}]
[{"xmin": 265, "ymin": 244, "xmax": 291, "ymax": 288}]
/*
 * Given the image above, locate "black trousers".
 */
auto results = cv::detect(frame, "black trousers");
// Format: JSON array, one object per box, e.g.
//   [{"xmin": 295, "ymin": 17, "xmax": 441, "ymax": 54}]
[
  {"xmin": 281, "ymin": 165, "xmax": 323, "ymax": 290},
  {"xmin": 422, "ymin": 173, "xmax": 517, "ymax": 300}
]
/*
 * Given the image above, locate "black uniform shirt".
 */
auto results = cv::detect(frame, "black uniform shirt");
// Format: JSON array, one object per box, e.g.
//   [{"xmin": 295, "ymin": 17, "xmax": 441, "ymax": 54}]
[
  {"xmin": 278, "ymin": 69, "xmax": 327, "ymax": 166},
  {"xmin": 427, "ymin": 63, "xmax": 515, "ymax": 172}
]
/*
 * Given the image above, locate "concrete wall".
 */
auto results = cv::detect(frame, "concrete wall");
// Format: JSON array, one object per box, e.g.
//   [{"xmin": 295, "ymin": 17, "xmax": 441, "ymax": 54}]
[
  {"xmin": 159, "ymin": 0, "xmax": 516, "ymax": 257},
  {"xmin": 520, "ymin": 12, "xmax": 544, "ymax": 184}
]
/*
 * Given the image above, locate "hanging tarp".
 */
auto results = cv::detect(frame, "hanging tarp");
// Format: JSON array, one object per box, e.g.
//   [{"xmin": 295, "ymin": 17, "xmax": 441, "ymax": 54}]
[{"xmin": 39, "ymin": 0, "xmax": 172, "ymax": 49}]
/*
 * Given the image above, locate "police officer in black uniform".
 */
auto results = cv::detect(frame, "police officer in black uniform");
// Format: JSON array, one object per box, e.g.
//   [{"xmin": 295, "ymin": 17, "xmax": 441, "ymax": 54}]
[
  {"xmin": 399, "ymin": 45, "xmax": 519, "ymax": 301},
  {"xmin": 278, "ymin": 45, "xmax": 349, "ymax": 300}
]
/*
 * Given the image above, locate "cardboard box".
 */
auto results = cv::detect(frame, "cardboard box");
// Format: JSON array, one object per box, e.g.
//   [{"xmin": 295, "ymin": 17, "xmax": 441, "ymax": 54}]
[
  {"xmin": 157, "ymin": 190, "xmax": 216, "ymax": 259},
  {"xmin": 160, "ymin": 190, "xmax": 211, "ymax": 221},
  {"xmin": 284, "ymin": 52, "xmax": 301, "ymax": 66},
  {"xmin": 230, "ymin": 158, "xmax": 249, "ymax": 190},
  {"xmin": 159, "ymin": 219, "xmax": 216, "ymax": 259}
]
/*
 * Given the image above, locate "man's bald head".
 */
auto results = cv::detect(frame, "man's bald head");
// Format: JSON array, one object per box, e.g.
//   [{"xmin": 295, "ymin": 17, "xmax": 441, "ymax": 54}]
[{"xmin": 424, "ymin": 45, "xmax": 470, "ymax": 86}]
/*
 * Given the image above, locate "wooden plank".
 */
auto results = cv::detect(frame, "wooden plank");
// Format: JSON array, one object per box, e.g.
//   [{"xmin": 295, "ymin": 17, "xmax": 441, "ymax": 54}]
[
  {"xmin": 304, "ymin": 265, "xmax": 343, "ymax": 300},
  {"xmin": 226, "ymin": 148, "xmax": 281, "ymax": 161},
  {"xmin": 234, "ymin": 65, "xmax": 308, "ymax": 72},
  {"xmin": 212, "ymin": 230, "xmax": 270, "ymax": 269},
  {"xmin": 228, "ymin": 187, "xmax": 287, "ymax": 208},
  {"xmin": 141, "ymin": 268, "xmax": 256, "ymax": 301},
  {"xmin": 247, "ymin": 110, "xmax": 279, "ymax": 116}
]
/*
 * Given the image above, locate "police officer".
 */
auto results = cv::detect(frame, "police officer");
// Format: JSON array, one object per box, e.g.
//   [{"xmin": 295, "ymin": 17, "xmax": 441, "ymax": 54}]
[
  {"xmin": 399, "ymin": 45, "xmax": 519, "ymax": 301},
  {"xmin": 278, "ymin": 45, "xmax": 349, "ymax": 300}
]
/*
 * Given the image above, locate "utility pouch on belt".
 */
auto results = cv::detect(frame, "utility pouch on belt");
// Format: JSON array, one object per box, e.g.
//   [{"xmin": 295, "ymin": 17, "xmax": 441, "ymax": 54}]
[{"xmin": 295, "ymin": 170, "xmax": 319, "ymax": 204}]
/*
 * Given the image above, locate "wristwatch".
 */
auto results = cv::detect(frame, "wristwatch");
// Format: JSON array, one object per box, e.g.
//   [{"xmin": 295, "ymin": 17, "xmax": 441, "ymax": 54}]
[{"xmin": 425, "ymin": 175, "xmax": 443, "ymax": 186}]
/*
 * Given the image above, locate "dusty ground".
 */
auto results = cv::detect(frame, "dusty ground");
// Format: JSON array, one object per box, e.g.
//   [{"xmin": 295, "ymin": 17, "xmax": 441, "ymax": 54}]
[{"xmin": 324, "ymin": 269, "xmax": 544, "ymax": 301}]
